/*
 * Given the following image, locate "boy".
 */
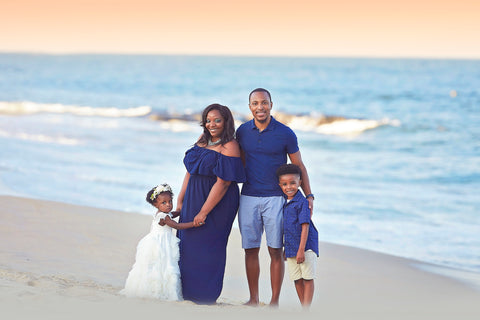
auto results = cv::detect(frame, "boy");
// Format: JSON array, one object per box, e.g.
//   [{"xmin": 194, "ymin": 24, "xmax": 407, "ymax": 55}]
[{"xmin": 276, "ymin": 164, "xmax": 319, "ymax": 308}]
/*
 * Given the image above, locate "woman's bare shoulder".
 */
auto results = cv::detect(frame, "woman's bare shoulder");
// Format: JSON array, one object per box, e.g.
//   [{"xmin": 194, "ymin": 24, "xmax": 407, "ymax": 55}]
[{"xmin": 221, "ymin": 140, "xmax": 241, "ymax": 157}]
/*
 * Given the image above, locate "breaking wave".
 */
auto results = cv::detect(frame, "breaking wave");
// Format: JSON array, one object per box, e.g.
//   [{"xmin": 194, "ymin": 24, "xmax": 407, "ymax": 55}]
[
  {"xmin": 0, "ymin": 101, "xmax": 399, "ymax": 136},
  {"xmin": 0, "ymin": 101, "xmax": 151, "ymax": 117},
  {"xmin": 0, "ymin": 129, "xmax": 81, "ymax": 146}
]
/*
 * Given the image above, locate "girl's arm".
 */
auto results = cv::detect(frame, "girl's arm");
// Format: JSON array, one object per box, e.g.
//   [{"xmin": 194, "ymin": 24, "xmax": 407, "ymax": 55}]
[
  {"xmin": 296, "ymin": 223, "xmax": 309, "ymax": 264},
  {"xmin": 163, "ymin": 215, "xmax": 195, "ymax": 230}
]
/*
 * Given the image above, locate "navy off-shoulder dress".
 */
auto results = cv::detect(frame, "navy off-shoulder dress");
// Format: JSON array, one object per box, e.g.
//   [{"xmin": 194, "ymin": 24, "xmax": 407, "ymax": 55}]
[{"xmin": 178, "ymin": 145, "xmax": 246, "ymax": 304}]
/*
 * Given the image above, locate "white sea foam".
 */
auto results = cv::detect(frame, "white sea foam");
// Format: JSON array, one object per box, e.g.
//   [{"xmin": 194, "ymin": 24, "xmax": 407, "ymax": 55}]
[
  {"xmin": 273, "ymin": 111, "xmax": 398, "ymax": 136},
  {"xmin": 0, "ymin": 129, "xmax": 81, "ymax": 146},
  {"xmin": 159, "ymin": 119, "xmax": 199, "ymax": 132},
  {"xmin": 315, "ymin": 118, "xmax": 389, "ymax": 135},
  {"xmin": 0, "ymin": 101, "xmax": 152, "ymax": 117}
]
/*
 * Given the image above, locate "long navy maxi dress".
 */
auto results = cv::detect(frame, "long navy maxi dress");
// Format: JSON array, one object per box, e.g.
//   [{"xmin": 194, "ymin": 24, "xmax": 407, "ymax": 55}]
[{"xmin": 178, "ymin": 145, "xmax": 246, "ymax": 304}]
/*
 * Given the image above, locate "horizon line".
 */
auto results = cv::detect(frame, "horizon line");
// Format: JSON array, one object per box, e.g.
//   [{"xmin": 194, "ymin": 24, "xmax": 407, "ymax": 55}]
[{"xmin": 1, "ymin": 50, "xmax": 479, "ymax": 61}]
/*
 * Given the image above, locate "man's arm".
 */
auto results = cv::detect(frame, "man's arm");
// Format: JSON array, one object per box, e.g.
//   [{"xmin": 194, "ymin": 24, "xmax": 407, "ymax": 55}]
[{"xmin": 288, "ymin": 150, "xmax": 314, "ymax": 214}]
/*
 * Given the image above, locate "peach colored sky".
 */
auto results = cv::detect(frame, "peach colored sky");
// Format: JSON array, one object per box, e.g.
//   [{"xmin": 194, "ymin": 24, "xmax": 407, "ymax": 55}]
[{"xmin": 1, "ymin": 0, "xmax": 479, "ymax": 58}]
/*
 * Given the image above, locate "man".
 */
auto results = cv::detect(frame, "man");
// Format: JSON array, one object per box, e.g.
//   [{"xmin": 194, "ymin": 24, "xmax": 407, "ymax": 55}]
[{"xmin": 236, "ymin": 88, "xmax": 314, "ymax": 306}]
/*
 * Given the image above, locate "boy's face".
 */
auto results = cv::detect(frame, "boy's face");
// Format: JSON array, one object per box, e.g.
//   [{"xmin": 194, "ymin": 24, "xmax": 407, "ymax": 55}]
[
  {"xmin": 154, "ymin": 193, "xmax": 173, "ymax": 213},
  {"xmin": 278, "ymin": 173, "xmax": 301, "ymax": 200}
]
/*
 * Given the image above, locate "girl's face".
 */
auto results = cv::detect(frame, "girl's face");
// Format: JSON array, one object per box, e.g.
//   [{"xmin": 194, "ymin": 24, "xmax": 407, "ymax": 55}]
[
  {"xmin": 154, "ymin": 193, "xmax": 173, "ymax": 213},
  {"xmin": 205, "ymin": 109, "xmax": 224, "ymax": 141}
]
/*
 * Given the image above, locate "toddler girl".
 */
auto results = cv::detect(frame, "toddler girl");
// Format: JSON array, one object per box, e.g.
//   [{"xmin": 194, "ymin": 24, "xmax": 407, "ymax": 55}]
[{"xmin": 121, "ymin": 183, "xmax": 194, "ymax": 300}]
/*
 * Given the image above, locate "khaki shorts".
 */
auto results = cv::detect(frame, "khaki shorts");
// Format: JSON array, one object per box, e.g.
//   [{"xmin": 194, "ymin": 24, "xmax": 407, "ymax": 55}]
[{"xmin": 286, "ymin": 250, "xmax": 317, "ymax": 281}]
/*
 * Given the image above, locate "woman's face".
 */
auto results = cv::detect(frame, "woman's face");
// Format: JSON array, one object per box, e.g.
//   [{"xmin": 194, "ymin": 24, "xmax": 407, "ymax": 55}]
[{"xmin": 205, "ymin": 109, "xmax": 225, "ymax": 141}]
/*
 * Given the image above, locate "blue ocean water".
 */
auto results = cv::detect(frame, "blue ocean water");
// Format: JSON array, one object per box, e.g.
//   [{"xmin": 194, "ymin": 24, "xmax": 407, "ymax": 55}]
[{"xmin": 0, "ymin": 54, "xmax": 479, "ymax": 275}]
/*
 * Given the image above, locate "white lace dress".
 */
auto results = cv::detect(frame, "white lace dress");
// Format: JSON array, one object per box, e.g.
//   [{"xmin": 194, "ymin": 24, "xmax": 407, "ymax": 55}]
[{"xmin": 120, "ymin": 212, "xmax": 182, "ymax": 300}]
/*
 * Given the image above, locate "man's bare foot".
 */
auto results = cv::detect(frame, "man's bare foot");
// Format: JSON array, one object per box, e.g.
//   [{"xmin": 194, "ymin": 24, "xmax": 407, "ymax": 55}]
[{"xmin": 243, "ymin": 299, "xmax": 259, "ymax": 306}]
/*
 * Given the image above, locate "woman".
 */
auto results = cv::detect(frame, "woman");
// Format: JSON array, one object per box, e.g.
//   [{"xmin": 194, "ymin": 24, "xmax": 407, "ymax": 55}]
[{"xmin": 174, "ymin": 103, "xmax": 246, "ymax": 304}]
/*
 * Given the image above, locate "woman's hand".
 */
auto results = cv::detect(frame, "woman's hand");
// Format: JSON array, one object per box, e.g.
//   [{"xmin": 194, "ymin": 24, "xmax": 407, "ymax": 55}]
[{"xmin": 193, "ymin": 212, "xmax": 207, "ymax": 227}]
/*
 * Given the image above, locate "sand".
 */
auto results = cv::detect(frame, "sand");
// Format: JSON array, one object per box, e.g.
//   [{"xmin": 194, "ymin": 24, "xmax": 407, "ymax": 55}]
[{"xmin": 1, "ymin": 195, "xmax": 479, "ymax": 320}]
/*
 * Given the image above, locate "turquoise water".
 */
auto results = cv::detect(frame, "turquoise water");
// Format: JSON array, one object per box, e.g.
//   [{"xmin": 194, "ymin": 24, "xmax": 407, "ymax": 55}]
[{"xmin": 0, "ymin": 54, "xmax": 479, "ymax": 273}]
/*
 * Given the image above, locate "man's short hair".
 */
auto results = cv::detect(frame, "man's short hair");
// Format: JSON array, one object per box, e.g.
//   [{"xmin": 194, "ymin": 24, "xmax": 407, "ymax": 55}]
[{"xmin": 249, "ymin": 88, "xmax": 272, "ymax": 102}]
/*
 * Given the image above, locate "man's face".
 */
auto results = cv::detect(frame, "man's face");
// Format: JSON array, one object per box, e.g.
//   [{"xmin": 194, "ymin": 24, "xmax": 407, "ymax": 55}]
[{"xmin": 249, "ymin": 91, "xmax": 272, "ymax": 124}]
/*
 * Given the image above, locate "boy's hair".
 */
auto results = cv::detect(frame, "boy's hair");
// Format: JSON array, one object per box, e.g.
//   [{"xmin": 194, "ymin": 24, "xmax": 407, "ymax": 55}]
[{"xmin": 276, "ymin": 163, "xmax": 302, "ymax": 180}]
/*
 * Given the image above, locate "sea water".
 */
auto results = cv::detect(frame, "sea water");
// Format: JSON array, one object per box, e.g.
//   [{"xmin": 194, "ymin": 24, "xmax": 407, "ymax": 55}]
[{"xmin": 0, "ymin": 54, "xmax": 479, "ymax": 276}]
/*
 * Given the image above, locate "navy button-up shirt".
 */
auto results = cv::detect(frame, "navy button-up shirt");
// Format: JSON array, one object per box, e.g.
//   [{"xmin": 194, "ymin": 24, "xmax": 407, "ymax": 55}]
[
  {"xmin": 283, "ymin": 191, "xmax": 319, "ymax": 258},
  {"xmin": 236, "ymin": 116, "xmax": 299, "ymax": 197}
]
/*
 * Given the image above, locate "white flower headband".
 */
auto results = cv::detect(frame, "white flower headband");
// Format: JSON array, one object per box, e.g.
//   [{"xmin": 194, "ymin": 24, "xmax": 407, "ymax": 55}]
[{"xmin": 150, "ymin": 183, "xmax": 173, "ymax": 201}]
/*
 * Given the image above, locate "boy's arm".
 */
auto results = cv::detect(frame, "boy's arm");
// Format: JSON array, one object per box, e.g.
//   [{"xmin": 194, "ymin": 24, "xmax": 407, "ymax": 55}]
[{"xmin": 296, "ymin": 223, "xmax": 309, "ymax": 264}]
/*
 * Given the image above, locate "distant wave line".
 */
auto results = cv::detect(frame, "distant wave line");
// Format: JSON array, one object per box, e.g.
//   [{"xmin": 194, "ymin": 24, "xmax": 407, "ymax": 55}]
[
  {"xmin": 0, "ymin": 129, "xmax": 81, "ymax": 146},
  {"xmin": 0, "ymin": 101, "xmax": 151, "ymax": 117},
  {"xmin": 0, "ymin": 101, "xmax": 400, "ymax": 136}
]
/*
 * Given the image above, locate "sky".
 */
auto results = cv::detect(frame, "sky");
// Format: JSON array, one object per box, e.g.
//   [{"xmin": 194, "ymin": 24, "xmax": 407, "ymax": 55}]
[{"xmin": 1, "ymin": 0, "xmax": 479, "ymax": 58}]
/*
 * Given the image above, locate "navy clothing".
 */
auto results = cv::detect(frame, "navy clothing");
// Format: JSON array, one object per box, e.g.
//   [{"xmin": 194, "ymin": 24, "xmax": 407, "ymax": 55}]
[
  {"xmin": 178, "ymin": 145, "xmax": 246, "ymax": 304},
  {"xmin": 283, "ymin": 191, "xmax": 319, "ymax": 258},
  {"xmin": 236, "ymin": 117, "xmax": 299, "ymax": 197}
]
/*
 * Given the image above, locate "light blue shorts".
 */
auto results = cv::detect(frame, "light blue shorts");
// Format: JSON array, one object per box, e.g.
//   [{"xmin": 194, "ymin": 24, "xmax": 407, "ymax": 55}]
[{"xmin": 238, "ymin": 195, "xmax": 285, "ymax": 249}]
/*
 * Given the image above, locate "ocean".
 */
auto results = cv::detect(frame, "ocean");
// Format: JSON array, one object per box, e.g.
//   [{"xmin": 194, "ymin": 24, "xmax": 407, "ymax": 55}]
[{"xmin": 0, "ymin": 54, "xmax": 479, "ymax": 277}]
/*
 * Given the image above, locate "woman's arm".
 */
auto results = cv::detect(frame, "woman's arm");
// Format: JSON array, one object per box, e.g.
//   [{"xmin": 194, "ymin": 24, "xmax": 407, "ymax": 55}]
[
  {"xmin": 175, "ymin": 171, "xmax": 190, "ymax": 214},
  {"xmin": 192, "ymin": 140, "xmax": 239, "ymax": 227},
  {"xmin": 193, "ymin": 177, "xmax": 231, "ymax": 227}
]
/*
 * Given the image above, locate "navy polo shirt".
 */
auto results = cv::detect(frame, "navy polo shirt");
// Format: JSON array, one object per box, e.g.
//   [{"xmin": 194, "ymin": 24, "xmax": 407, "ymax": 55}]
[
  {"xmin": 283, "ymin": 191, "xmax": 319, "ymax": 258},
  {"xmin": 236, "ymin": 116, "xmax": 299, "ymax": 197}
]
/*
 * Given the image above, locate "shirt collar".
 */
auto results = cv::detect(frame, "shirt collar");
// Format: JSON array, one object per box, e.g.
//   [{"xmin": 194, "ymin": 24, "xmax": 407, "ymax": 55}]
[
  {"xmin": 284, "ymin": 190, "xmax": 304, "ymax": 205},
  {"xmin": 249, "ymin": 116, "xmax": 278, "ymax": 132}
]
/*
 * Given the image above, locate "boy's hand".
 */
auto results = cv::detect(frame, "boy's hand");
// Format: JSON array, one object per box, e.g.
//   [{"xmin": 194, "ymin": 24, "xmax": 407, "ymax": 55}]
[
  {"xmin": 296, "ymin": 250, "xmax": 305, "ymax": 264},
  {"xmin": 158, "ymin": 218, "xmax": 166, "ymax": 226}
]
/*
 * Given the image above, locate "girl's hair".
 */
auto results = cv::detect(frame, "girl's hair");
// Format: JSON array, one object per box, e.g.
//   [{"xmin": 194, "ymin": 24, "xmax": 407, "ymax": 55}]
[
  {"xmin": 146, "ymin": 184, "xmax": 173, "ymax": 206},
  {"xmin": 197, "ymin": 103, "xmax": 235, "ymax": 147}
]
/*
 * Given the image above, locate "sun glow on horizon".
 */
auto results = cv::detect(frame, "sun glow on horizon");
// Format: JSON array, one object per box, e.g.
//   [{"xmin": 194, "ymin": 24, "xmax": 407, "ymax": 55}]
[{"xmin": 1, "ymin": 0, "xmax": 479, "ymax": 59}]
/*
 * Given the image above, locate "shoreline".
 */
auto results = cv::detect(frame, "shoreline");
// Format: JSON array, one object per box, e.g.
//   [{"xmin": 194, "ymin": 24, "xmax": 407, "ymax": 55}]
[{"xmin": 2, "ymin": 195, "xmax": 479, "ymax": 319}]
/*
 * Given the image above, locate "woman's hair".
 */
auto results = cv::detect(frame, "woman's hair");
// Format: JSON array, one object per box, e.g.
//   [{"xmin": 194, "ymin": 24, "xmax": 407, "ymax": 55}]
[
  {"xmin": 197, "ymin": 103, "xmax": 235, "ymax": 146},
  {"xmin": 146, "ymin": 184, "xmax": 173, "ymax": 206},
  {"xmin": 275, "ymin": 163, "xmax": 302, "ymax": 180}
]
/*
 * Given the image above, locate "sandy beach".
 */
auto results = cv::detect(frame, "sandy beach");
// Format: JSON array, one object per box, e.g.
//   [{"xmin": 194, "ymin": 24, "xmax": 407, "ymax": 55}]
[{"xmin": 1, "ymin": 195, "xmax": 479, "ymax": 320}]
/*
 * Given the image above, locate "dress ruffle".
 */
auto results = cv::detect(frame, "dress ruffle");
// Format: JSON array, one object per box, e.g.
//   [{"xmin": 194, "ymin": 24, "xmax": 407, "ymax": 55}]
[
  {"xmin": 120, "ymin": 214, "xmax": 182, "ymax": 301},
  {"xmin": 184, "ymin": 145, "xmax": 246, "ymax": 183}
]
